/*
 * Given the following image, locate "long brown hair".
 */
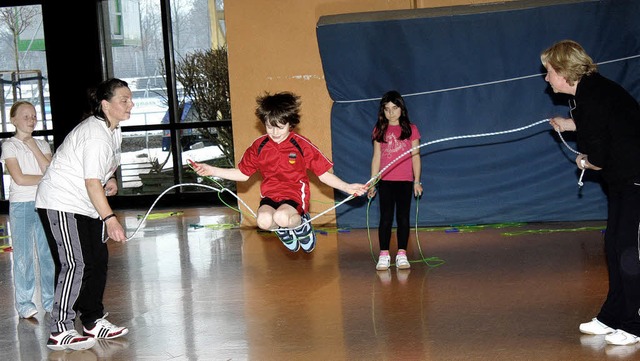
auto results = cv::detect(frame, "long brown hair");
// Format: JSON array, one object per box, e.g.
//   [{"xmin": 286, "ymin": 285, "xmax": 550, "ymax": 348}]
[{"xmin": 372, "ymin": 90, "xmax": 412, "ymax": 143}]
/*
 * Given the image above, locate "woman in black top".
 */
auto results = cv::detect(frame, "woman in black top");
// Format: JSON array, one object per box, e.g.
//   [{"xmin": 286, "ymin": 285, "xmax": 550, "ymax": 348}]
[{"xmin": 542, "ymin": 39, "xmax": 640, "ymax": 346}]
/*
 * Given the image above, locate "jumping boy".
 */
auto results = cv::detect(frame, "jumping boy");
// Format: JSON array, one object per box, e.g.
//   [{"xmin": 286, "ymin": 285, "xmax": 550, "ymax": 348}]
[{"xmin": 192, "ymin": 91, "xmax": 367, "ymax": 252}]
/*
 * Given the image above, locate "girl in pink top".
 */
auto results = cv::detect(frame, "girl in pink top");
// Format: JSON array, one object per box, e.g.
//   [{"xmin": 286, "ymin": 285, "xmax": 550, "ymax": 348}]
[{"xmin": 368, "ymin": 91, "xmax": 422, "ymax": 271}]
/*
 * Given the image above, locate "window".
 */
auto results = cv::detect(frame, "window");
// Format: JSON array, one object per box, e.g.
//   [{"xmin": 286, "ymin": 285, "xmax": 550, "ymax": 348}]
[
  {"xmin": 0, "ymin": 1, "xmax": 229, "ymax": 200},
  {"xmin": 0, "ymin": 5, "xmax": 51, "ymax": 199},
  {"xmin": 106, "ymin": 0, "xmax": 231, "ymax": 196}
]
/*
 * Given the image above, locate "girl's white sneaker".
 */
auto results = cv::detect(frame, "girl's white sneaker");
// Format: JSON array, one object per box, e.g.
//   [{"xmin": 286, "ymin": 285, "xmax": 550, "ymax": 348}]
[
  {"xmin": 605, "ymin": 329, "xmax": 640, "ymax": 346},
  {"xmin": 395, "ymin": 254, "xmax": 411, "ymax": 269},
  {"xmin": 376, "ymin": 254, "xmax": 390, "ymax": 271}
]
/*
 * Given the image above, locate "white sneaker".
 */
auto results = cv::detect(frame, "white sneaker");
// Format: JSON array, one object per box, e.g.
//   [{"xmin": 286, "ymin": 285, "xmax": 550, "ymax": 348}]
[
  {"xmin": 376, "ymin": 254, "xmax": 390, "ymax": 271},
  {"xmin": 605, "ymin": 329, "xmax": 640, "ymax": 346},
  {"xmin": 47, "ymin": 329, "xmax": 96, "ymax": 351},
  {"xmin": 83, "ymin": 313, "xmax": 129, "ymax": 339},
  {"xmin": 395, "ymin": 254, "xmax": 411, "ymax": 269},
  {"xmin": 580, "ymin": 318, "xmax": 615, "ymax": 335}
]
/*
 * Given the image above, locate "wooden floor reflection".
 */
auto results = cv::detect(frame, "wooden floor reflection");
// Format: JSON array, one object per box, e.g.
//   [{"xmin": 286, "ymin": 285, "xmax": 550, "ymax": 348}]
[{"xmin": 1, "ymin": 206, "xmax": 638, "ymax": 360}]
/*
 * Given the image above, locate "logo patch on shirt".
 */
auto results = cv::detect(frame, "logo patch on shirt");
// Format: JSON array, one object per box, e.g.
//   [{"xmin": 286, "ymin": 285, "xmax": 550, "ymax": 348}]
[{"xmin": 289, "ymin": 153, "xmax": 297, "ymax": 164}]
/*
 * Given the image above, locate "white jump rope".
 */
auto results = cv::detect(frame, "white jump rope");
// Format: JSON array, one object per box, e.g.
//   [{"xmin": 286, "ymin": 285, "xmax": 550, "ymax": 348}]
[
  {"xmin": 554, "ymin": 127, "xmax": 585, "ymax": 187},
  {"xmin": 122, "ymin": 117, "xmax": 584, "ymax": 242}
]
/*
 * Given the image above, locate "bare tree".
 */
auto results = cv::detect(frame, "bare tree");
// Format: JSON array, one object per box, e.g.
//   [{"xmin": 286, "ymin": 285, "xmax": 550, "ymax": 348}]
[
  {"xmin": 0, "ymin": 6, "xmax": 39, "ymax": 91},
  {"xmin": 175, "ymin": 46, "xmax": 233, "ymax": 166},
  {"xmin": 170, "ymin": 0, "xmax": 194, "ymax": 57},
  {"xmin": 139, "ymin": 1, "xmax": 163, "ymax": 73}
]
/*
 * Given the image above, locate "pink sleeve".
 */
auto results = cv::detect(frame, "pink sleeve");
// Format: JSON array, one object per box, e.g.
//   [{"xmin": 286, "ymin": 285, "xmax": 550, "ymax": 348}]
[{"xmin": 410, "ymin": 124, "xmax": 421, "ymax": 141}]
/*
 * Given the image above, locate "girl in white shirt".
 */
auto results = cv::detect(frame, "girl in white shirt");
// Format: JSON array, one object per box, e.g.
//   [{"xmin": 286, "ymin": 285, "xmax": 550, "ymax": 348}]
[{"xmin": 0, "ymin": 101, "xmax": 54, "ymax": 319}]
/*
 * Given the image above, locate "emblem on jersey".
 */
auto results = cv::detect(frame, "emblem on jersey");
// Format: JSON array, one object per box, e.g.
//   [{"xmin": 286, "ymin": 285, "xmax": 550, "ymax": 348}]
[{"xmin": 288, "ymin": 152, "xmax": 297, "ymax": 164}]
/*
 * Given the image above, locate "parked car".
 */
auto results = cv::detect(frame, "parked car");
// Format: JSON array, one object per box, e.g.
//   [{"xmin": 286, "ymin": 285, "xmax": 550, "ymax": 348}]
[{"xmin": 161, "ymin": 101, "xmax": 218, "ymax": 151}]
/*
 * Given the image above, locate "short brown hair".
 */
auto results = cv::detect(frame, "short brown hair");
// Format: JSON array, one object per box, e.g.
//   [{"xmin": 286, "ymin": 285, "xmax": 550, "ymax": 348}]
[{"xmin": 255, "ymin": 91, "xmax": 301, "ymax": 129}]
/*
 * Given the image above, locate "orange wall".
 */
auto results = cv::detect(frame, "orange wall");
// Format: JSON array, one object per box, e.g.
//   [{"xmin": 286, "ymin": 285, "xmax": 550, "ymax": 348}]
[{"xmin": 224, "ymin": 0, "xmax": 513, "ymax": 226}]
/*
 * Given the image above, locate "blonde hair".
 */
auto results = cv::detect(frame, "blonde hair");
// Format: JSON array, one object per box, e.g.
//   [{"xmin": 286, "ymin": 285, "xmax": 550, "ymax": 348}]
[
  {"xmin": 540, "ymin": 40, "xmax": 597, "ymax": 86},
  {"xmin": 9, "ymin": 100, "xmax": 35, "ymax": 119},
  {"xmin": 9, "ymin": 100, "xmax": 36, "ymax": 130}
]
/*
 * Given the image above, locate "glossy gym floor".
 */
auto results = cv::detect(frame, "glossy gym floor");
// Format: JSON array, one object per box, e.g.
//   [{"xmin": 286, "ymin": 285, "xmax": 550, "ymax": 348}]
[{"xmin": 0, "ymin": 206, "xmax": 638, "ymax": 360}]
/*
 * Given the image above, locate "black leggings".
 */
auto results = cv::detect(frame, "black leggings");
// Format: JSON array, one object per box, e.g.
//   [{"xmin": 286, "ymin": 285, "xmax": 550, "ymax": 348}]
[
  {"xmin": 377, "ymin": 180, "xmax": 413, "ymax": 251},
  {"xmin": 597, "ymin": 183, "xmax": 640, "ymax": 335}
]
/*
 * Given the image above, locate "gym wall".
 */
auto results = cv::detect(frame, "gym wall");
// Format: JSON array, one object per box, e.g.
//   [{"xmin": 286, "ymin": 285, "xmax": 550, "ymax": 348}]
[{"xmin": 316, "ymin": 0, "xmax": 640, "ymax": 227}]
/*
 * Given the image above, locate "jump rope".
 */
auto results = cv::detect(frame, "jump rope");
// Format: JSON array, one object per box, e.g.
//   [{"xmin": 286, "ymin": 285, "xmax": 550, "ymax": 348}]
[
  {"xmin": 122, "ymin": 118, "xmax": 583, "ymax": 269},
  {"xmin": 118, "ymin": 55, "xmax": 640, "ymax": 271}
]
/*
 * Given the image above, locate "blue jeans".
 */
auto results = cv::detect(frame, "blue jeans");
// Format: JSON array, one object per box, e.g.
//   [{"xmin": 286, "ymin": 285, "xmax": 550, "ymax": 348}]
[{"xmin": 10, "ymin": 201, "xmax": 55, "ymax": 316}]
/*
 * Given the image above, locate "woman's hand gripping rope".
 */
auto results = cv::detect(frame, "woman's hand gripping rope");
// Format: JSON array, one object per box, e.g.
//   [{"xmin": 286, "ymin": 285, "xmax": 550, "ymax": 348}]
[{"xmin": 550, "ymin": 119, "xmax": 589, "ymax": 188}]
